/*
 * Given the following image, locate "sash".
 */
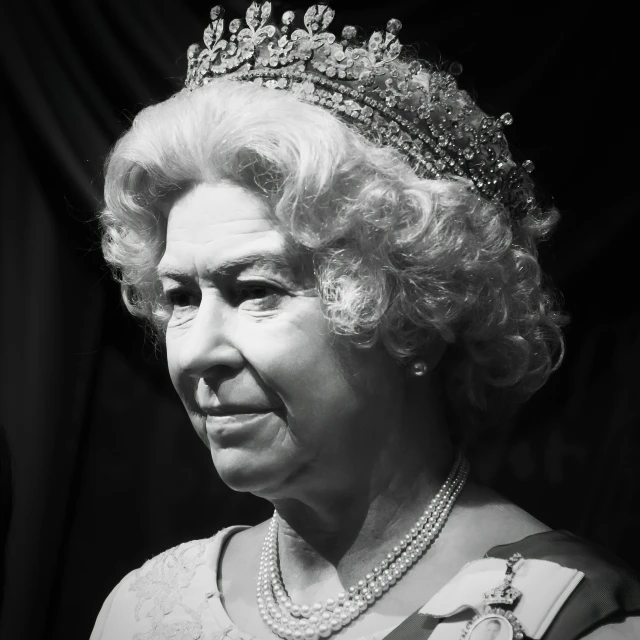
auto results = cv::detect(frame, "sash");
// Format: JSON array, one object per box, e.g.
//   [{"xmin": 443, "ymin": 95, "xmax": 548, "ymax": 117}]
[
  {"xmin": 381, "ymin": 556, "xmax": 583, "ymax": 639},
  {"xmin": 380, "ymin": 530, "xmax": 640, "ymax": 640}
]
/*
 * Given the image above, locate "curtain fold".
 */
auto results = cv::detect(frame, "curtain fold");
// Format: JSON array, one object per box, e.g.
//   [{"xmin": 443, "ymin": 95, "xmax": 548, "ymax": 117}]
[{"xmin": 0, "ymin": 98, "xmax": 105, "ymax": 640}]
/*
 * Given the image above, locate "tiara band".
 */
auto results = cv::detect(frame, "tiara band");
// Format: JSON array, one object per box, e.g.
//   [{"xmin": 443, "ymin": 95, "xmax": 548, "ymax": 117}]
[{"xmin": 185, "ymin": 2, "xmax": 537, "ymax": 221}]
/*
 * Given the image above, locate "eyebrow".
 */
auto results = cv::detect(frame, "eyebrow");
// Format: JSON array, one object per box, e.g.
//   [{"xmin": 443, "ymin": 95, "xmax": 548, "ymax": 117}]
[{"xmin": 156, "ymin": 250, "xmax": 296, "ymax": 283}]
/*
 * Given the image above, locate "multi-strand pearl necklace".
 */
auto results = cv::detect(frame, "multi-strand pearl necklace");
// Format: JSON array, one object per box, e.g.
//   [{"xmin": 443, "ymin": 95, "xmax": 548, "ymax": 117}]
[{"xmin": 257, "ymin": 451, "xmax": 470, "ymax": 640}]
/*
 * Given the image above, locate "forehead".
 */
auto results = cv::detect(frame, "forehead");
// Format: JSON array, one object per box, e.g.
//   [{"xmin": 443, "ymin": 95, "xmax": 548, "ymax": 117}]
[{"xmin": 160, "ymin": 182, "xmax": 286, "ymax": 271}]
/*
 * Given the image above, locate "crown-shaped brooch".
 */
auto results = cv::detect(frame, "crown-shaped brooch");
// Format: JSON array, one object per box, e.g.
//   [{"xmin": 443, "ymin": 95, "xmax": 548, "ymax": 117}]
[
  {"xmin": 483, "ymin": 584, "xmax": 523, "ymax": 607},
  {"xmin": 483, "ymin": 552, "xmax": 525, "ymax": 606},
  {"xmin": 186, "ymin": 2, "xmax": 537, "ymax": 221}
]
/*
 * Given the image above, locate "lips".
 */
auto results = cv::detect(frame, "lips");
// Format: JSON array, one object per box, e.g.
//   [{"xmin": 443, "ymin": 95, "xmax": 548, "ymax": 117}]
[
  {"xmin": 204, "ymin": 410, "xmax": 280, "ymax": 445},
  {"xmin": 200, "ymin": 406, "xmax": 275, "ymax": 417}
]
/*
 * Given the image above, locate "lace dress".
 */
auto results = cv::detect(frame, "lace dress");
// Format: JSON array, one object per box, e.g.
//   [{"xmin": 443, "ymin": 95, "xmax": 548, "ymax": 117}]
[{"xmin": 90, "ymin": 527, "xmax": 640, "ymax": 640}]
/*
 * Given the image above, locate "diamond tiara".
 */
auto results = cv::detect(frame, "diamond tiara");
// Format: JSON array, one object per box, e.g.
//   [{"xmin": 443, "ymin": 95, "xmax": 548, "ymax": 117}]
[{"xmin": 185, "ymin": 2, "xmax": 538, "ymax": 221}]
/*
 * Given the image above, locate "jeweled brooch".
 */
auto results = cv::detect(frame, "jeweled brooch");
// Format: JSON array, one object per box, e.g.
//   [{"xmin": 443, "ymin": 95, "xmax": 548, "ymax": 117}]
[{"xmin": 460, "ymin": 553, "xmax": 526, "ymax": 640}]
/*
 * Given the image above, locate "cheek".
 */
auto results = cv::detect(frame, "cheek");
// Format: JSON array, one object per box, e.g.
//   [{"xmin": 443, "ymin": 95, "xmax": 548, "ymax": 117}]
[
  {"xmin": 239, "ymin": 327, "xmax": 380, "ymax": 441},
  {"xmin": 165, "ymin": 334, "xmax": 193, "ymax": 399},
  {"xmin": 238, "ymin": 307, "xmax": 353, "ymax": 410},
  {"xmin": 165, "ymin": 337, "xmax": 179, "ymax": 384}
]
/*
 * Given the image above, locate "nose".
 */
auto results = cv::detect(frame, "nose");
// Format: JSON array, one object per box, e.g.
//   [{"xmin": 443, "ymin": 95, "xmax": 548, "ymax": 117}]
[{"xmin": 173, "ymin": 293, "xmax": 244, "ymax": 380}]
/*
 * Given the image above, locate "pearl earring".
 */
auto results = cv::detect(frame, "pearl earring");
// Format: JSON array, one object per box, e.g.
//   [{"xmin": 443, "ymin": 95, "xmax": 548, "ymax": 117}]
[{"xmin": 409, "ymin": 359, "xmax": 428, "ymax": 377}]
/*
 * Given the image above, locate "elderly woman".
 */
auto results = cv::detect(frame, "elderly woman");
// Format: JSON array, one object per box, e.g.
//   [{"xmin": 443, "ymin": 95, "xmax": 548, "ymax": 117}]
[{"xmin": 90, "ymin": 3, "xmax": 640, "ymax": 640}]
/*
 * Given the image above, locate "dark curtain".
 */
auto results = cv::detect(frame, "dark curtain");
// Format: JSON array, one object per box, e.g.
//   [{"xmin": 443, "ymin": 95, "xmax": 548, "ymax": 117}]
[{"xmin": 0, "ymin": 1, "xmax": 638, "ymax": 639}]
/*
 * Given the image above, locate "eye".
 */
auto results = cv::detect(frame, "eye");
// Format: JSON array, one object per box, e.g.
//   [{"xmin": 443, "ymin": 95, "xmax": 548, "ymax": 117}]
[
  {"xmin": 165, "ymin": 289, "xmax": 198, "ymax": 308},
  {"xmin": 233, "ymin": 282, "xmax": 283, "ymax": 308}
]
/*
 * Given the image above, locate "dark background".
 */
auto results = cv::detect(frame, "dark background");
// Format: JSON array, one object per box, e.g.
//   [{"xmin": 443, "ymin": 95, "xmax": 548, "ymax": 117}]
[{"xmin": 1, "ymin": 1, "xmax": 638, "ymax": 639}]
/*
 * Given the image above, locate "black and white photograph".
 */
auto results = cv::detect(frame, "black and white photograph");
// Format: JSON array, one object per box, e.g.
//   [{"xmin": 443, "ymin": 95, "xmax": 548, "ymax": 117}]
[{"xmin": 1, "ymin": 1, "xmax": 639, "ymax": 639}]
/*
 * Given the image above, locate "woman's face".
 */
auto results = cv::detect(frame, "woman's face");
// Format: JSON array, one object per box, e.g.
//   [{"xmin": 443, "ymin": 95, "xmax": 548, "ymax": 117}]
[{"xmin": 160, "ymin": 182, "xmax": 404, "ymax": 498}]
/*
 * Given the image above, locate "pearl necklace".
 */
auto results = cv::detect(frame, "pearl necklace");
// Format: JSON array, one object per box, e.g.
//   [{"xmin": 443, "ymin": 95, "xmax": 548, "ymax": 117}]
[{"xmin": 257, "ymin": 451, "xmax": 470, "ymax": 640}]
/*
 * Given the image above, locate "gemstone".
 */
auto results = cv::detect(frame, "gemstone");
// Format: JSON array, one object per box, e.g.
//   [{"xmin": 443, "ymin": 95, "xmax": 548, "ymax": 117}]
[
  {"xmin": 386, "ymin": 18, "xmax": 402, "ymax": 35},
  {"xmin": 500, "ymin": 112, "xmax": 514, "ymax": 126},
  {"xmin": 210, "ymin": 6, "xmax": 223, "ymax": 20},
  {"xmin": 187, "ymin": 43, "xmax": 201, "ymax": 59},
  {"xmin": 342, "ymin": 25, "xmax": 357, "ymax": 40}
]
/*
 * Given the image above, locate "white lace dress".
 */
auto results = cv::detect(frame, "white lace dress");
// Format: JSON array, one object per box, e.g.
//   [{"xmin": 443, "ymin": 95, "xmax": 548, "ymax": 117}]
[{"xmin": 89, "ymin": 526, "xmax": 640, "ymax": 640}]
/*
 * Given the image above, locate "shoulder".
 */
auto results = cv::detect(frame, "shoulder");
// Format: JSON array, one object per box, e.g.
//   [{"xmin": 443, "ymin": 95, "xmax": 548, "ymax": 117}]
[
  {"xmin": 581, "ymin": 615, "xmax": 640, "ymax": 639},
  {"xmin": 89, "ymin": 532, "xmax": 236, "ymax": 640},
  {"xmin": 444, "ymin": 483, "xmax": 552, "ymax": 559},
  {"xmin": 128, "ymin": 536, "xmax": 213, "ymax": 590},
  {"xmin": 420, "ymin": 547, "xmax": 639, "ymax": 640},
  {"xmin": 218, "ymin": 520, "xmax": 270, "ymax": 601},
  {"xmin": 220, "ymin": 521, "xmax": 269, "ymax": 571},
  {"xmin": 488, "ymin": 529, "xmax": 640, "ymax": 640},
  {"xmin": 489, "ymin": 527, "xmax": 640, "ymax": 594},
  {"xmin": 447, "ymin": 487, "xmax": 640, "ymax": 639}
]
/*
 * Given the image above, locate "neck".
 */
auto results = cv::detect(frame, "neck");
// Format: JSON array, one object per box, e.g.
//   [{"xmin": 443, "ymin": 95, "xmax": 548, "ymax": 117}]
[{"xmin": 269, "ymin": 409, "xmax": 456, "ymax": 598}]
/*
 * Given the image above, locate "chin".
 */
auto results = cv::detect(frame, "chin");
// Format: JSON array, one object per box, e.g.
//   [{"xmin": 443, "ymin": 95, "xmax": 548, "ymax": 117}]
[{"xmin": 210, "ymin": 448, "xmax": 296, "ymax": 495}]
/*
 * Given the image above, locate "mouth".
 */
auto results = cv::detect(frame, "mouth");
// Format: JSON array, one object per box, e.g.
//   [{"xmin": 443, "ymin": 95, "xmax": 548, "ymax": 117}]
[
  {"xmin": 204, "ymin": 411, "xmax": 280, "ymax": 445},
  {"xmin": 207, "ymin": 411, "xmax": 273, "ymax": 421},
  {"xmin": 200, "ymin": 406, "xmax": 277, "ymax": 417}
]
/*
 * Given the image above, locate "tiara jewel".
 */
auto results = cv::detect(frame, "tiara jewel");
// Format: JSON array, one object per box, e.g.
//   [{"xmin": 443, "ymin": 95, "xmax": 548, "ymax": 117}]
[{"xmin": 186, "ymin": 2, "xmax": 537, "ymax": 221}]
